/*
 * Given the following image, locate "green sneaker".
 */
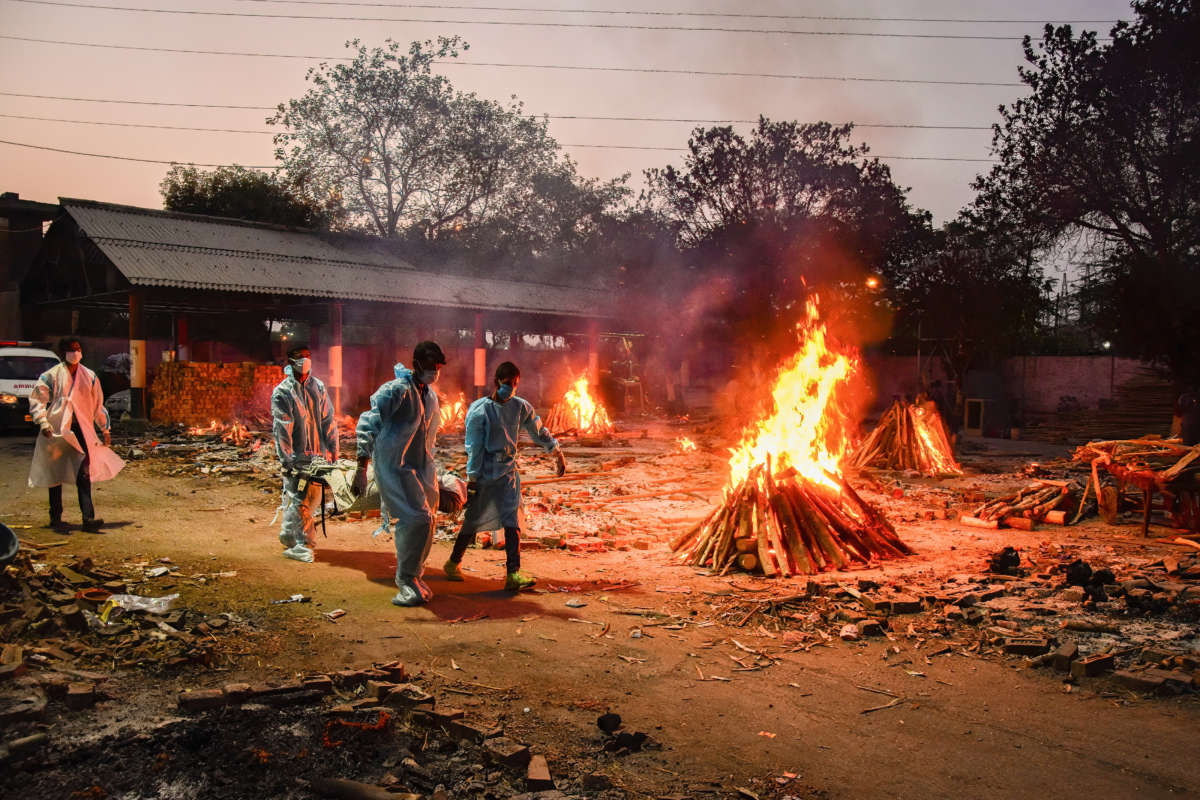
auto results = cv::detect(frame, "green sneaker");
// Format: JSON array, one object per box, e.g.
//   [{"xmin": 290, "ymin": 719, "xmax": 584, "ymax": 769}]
[
  {"xmin": 504, "ymin": 571, "xmax": 536, "ymax": 592},
  {"xmin": 444, "ymin": 559, "xmax": 465, "ymax": 581}
]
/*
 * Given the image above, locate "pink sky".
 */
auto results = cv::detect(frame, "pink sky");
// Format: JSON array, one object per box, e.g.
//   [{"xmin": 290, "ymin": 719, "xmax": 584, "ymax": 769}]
[{"xmin": 0, "ymin": 0, "xmax": 1134, "ymax": 223}]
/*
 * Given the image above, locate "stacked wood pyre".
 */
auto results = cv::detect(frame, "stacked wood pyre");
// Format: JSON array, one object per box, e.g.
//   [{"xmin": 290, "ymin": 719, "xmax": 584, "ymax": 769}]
[
  {"xmin": 545, "ymin": 375, "xmax": 614, "ymax": 435},
  {"xmin": 850, "ymin": 400, "xmax": 962, "ymax": 475},
  {"xmin": 671, "ymin": 463, "xmax": 913, "ymax": 576}
]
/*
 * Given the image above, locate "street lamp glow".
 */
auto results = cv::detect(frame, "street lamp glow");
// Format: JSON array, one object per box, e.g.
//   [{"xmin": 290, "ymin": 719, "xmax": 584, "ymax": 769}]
[
  {"xmin": 865, "ymin": 276, "xmax": 880, "ymax": 289},
  {"xmin": 1102, "ymin": 341, "xmax": 1111, "ymax": 350}
]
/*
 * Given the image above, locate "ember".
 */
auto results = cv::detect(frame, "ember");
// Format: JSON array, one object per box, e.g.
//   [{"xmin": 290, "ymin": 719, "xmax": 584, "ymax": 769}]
[
  {"xmin": 186, "ymin": 418, "xmax": 251, "ymax": 446},
  {"xmin": 850, "ymin": 400, "xmax": 962, "ymax": 475},
  {"xmin": 676, "ymin": 437, "xmax": 697, "ymax": 452},
  {"xmin": 673, "ymin": 297, "xmax": 912, "ymax": 576},
  {"xmin": 545, "ymin": 374, "xmax": 614, "ymax": 435}
]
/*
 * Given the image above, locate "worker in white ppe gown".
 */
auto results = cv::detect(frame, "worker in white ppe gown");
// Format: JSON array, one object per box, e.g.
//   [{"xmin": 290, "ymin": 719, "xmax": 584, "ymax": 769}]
[
  {"xmin": 444, "ymin": 361, "xmax": 565, "ymax": 591},
  {"xmin": 28, "ymin": 337, "xmax": 125, "ymax": 532},
  {"xmin": 353, "ymin": 341, "xmax": 446, "ymax": 607},
  {"xmin": 271, "ymin": 345, "xmax": 338, "ymax": 563}
]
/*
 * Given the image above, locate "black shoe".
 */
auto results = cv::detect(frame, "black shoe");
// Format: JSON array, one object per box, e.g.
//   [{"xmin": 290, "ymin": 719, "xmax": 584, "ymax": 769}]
[
  {"xmin": 81, "ymin": 518, "xmax": 105, "ymax": 533},
  {"xmin": 47, "ymin": 519, "xmax": 72, "ymax": 532}
]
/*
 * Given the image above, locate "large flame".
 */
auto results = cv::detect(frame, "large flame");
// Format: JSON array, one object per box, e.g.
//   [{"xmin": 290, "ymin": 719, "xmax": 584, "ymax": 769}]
[
  {"xmin": 439, "ymin": 392, "xmax": 468, "ymax": 432},
  {"xmin": 911, "ymin": 402, "xmax": 963, "ymax": 475},
  {"xmin": 726, "ymin": 297, "xmax": 856, "ymax": 492},
  {"xmin": 547, "ymin": 374, "xmax": 614, "ymax": 434}
]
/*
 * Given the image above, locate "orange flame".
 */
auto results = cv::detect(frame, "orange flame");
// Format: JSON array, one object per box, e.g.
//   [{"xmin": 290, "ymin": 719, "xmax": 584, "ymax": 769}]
[
  {"xmin": 726, "ymin": 296, "xmax": 856, "ymax": 492},
  {"xmin": 547, "ymin": 374, "xmax": 614, "ymax": 434},
  {"xmin": 676, "ymin": 436, "xmax": 697, "ymax": 452},
  {"xmin": 910, "ymin": 402, "xmax": 963, "ymax": 475},
  {"xmin": 439, "ymin": 392, "xmax": 468, "ymax": 433}
]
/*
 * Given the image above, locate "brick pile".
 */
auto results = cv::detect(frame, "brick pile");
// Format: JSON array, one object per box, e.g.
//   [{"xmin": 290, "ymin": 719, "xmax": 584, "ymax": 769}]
[{"xmin": 150, "ymin": 361, "xmax": 281, "ymax": 426}]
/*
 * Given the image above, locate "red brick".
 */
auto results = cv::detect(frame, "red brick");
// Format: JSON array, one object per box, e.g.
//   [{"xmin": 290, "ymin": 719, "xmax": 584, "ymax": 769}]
[
  {"xmin": 64, "ymin": 682, "xmax": 97, "ymax": 710},
  {"xmin": 485, "ymin": 736, "xmax": 531, "ymax": 769},
  {"xmin": 178, "ymin": 689, "xmax": 227, "ymax": 712},
  {"xmin": 526, "ymin": 755, "xmax": 554, "ymax": 790}
]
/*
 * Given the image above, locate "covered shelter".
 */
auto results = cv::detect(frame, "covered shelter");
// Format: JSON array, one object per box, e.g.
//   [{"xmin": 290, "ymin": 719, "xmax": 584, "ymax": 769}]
[{"xmin": 21, "ymin": 199, "xmax": 616, "ymax": 418}]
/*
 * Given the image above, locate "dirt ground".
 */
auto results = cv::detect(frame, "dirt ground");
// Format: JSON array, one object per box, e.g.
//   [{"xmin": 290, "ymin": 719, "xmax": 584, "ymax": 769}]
[{"xmin": 1, "ymin": 423, "xmax": 1198, "ymax": 800}]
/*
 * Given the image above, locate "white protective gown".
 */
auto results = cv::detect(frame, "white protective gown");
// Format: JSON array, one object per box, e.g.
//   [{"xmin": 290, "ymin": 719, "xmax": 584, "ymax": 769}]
[
  {"xmin": 462, "ymin": 395, "xmax": 559, "ymax": 532},
  {"xmin": 271, "ymin": 365, "xmax": 338, "ymax": 553},
  {"xmin": 356, "ymin": 364, "xmax": 440, "ymax": 594},
  {"xmin": 27, "ymin": 362, "xmax": 125, "ymax": 488}
]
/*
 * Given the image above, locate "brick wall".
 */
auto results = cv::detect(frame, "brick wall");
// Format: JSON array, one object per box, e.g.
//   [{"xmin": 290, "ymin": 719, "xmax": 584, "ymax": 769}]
[{"xmin": 150, "ymin": 361, "xmax": 283, "ymax": 426}]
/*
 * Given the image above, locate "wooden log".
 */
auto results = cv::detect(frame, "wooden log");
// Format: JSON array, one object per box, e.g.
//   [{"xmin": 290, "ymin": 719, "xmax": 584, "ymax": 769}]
[
  {"xmin": 737, "ymin": 552, "xmax": 759, "ymax": 571},
  {"xmin": 1044, "ymin": 510, "xmax": 1068, "ymax": 525},
  {"xmin": 734, "ymin": 538, "xmax": 757, "ymax": 553},
  {"xmin": 960, "ymin": 515, "xmax": 1000, "ymax": 529},
  {"xmin": 1005, "ymin": 516, "xmax": 1037, "ymax": 531},
  {"xmin": 767, "ymin": 471, "xmax": 814, "ymax": 575}
]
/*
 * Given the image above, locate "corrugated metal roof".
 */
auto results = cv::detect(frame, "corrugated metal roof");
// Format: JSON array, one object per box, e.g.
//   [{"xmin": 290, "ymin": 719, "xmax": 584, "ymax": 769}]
[{"xmin": 61, "ymin": 199, "xmax": 612, "ymax": 318}]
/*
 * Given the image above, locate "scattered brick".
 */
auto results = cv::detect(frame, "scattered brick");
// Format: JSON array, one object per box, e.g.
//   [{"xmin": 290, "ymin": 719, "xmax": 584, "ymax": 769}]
[
  {"xmin": 1003, "ymin": 637, "xmax": 1051, "ymax": 656},
  {"xmin": 1051, "ymin": 643, "xmax": 1079, "ymax": 672},
  {"xmin": 177, "ymin": 689, "xmax": 226, "ymax": 712},
  {"xmin": 526, "ymin": 754, "xmax": 554, "ymax": 790},
  {"xmin": 64, "ymin": 682, "xmax": 97, "ymax": 711},
  {"xmin": 485, "ymin": 736, "xmax": 531, "ymax": 769},
  {"xmin": 1070, "ymin": 653, "xmax": 1115, "ymax": 678}
]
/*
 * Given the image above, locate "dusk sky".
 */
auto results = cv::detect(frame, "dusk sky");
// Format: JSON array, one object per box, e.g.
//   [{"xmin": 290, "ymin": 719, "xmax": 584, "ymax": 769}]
[{"xmin": 1, "ymin": 0, "xmax": 1136, "ymax": 224}]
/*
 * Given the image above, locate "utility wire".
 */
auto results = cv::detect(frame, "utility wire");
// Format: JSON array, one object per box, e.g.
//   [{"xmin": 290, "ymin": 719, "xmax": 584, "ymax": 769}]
[
  {"xmin": 235, "ymin": 0, "xmax": 1117, "ymax": 26},
  {"xmin": 0, "ymin": 136, "xmax": 997, "ymax": 164},
  {"xmin": 0, "ymin": 108, "xmax": 994, "ymax": 132},
  {"xmin": 8, "ymin": 0, "xmax": 1043, "ymax": 40},
  {"xmin": 0, "ymin": 37, "xmax": 1024, "ymax": 87}
]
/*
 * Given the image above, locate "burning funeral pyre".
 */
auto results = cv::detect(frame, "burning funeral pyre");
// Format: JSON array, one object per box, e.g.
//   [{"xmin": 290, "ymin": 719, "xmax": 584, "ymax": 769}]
[
  {"xmin": 672, "ymin": 298, "xmax": 912, "ymax": 577},
  {"xmin": 850, "ymin": 399, "xmax": 963, "ymax": 475},
  {"xmin": 439, "ymin": 392, "xmax": 468, "ymax": 434},
  {"xmin": 545, "ymin": 374, "xmax": 615, "ymax": 435}
]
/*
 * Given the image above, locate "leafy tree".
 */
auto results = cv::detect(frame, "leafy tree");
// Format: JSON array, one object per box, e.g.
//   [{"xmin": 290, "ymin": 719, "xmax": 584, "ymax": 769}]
[
  {"xmin": 645, "ymin": 118, "xmax": 934, "ymax": 353},
  {"xmin": 159, "ymin": 165, "xmax": 343, "ymax": 229},
  {"xmin": 270, "ymin": 38, "xmax": 578, "ymax": 240},
  {"xmin": 977, "ymin": 0, "xmax": 1200, "ymax": 384}
]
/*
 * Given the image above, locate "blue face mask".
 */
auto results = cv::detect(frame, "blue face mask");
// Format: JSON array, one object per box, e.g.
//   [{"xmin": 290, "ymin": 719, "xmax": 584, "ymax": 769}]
[{"xmin": 495, "ymin": 383, "xmax": 514, "ymax": 401}]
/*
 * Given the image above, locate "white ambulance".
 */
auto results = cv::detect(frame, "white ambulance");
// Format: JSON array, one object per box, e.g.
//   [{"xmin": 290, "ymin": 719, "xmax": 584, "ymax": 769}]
[{"xmin": 0, "ymin": 343, "xmax": 61, "ymax": 431}]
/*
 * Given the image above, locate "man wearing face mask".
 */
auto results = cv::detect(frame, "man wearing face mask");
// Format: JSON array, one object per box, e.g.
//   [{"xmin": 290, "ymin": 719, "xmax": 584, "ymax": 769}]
[
  {"xmin": 271, "ymin": 345, "xmax": 338, "ymax": 563},
  {"xmin": 444, "ymin": 361, "xmax": 566, "ymax": 591},
  {"xmin": 28, "ymin": 337, "xmax": 125, "ymax": 532},
  {"xmin": 354, "ymin": 341, "xmax": 446, "ymax": 606}
]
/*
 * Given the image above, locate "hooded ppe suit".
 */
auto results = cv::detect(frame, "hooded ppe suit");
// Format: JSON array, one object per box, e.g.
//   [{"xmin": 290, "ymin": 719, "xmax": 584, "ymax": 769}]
[
  {"xmin": 450, "ymin": 395, "xmax": 559, "ymax": 572},
  {"xmin": 271, "ymin": 365, "xmax": 338, "ymax": 561},
  {"xmin": 356, "ymin": 364, "xmax": 440, "ymax": 604},
  {"xmin": 28, "ymin": 362, "xmax": 125, "ymax": 521}
]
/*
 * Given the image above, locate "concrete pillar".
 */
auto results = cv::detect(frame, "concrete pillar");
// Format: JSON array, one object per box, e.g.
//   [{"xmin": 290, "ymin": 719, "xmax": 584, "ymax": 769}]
[
  {"xmin": 587, "ymin": 319, "xmax": 600, "ymax": 387},
  {"xmin": 473, "ymin": 312, "xmax": 486, "ymax": 398},
  {"xmin": 175, "ymin": 315, "xmax": 190, "ymax": 362},
  {"xmin": 329, "ymin": 302, "xmax": 343, "ymax": 420},
  {"xmin": 128, "ymin": 290, "xmax": 147, "ymax": 418}
]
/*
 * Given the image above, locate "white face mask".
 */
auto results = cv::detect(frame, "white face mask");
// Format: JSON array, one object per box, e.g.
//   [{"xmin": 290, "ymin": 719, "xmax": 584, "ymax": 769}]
[
  {"xmin": 292, "ymin": 357, "xmax": 312, "ymax": 375},
  {"xmin": 64, "ymin": 351, "xmax": 82, "ymax": 365}
]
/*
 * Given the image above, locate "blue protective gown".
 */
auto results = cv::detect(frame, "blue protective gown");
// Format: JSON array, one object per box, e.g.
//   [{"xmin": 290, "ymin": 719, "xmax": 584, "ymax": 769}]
[
  {"xmin": 271, "ymin": 366, "xmax": 338, "ymax": 553},
  {"xmin": 461, "ymin": 395, "xmax": 559, "ymax": 532},
  {"xmin": 356, "ymin": 364, "xmax": 440, "ymax": 591}
]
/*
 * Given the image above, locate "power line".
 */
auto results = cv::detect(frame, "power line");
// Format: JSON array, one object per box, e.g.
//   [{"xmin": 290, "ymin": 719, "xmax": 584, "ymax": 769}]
[
  {"xmin": 0, "ymin": 137, "xmax": 275, "ymax": 167},
  {"xmin": 0, "ymin": 90, "xmax": 274, "ymax": 110},
  {"xmin": 0, "ymin": 37, "xmax": 1024, "ymax": 87},
  {"xmin": 0, "ymin": 107, "xmax": 994, "ymax": 132},
  {"xmin": 236, "ymin": 0, "xmax": 1117, "ymax": 26},
  {"xmin": 0, "ymin": 136, "xmax": 997, "ymax": 164},
  {"xmin": 0, "ymin": 113, "xmax": 271, "ymax": 134},
  {"xmin": 9, "ymin": 0, "xmax": 1040, "ymax": 40}
]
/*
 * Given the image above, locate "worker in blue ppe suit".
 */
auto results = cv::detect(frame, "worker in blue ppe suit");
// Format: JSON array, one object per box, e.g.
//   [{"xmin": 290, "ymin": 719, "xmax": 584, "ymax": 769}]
[
  {"xmin": 271, "ymin": 345, "xmax": 338, "ymax": 563},
  {"xmin": 444, "ymin": 361, "xmax": 566, "ymax": 591},
  {"xmin": 353, "ymin": 341, "xmax": 446, "ymax": 607}
]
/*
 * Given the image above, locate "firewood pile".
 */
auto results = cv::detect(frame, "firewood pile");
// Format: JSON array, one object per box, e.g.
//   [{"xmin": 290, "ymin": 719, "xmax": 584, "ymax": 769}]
[
  {"xmin": 671, "ymin": 464, "xmax": 913, "ymax": 577},
  {"xmin": 150, "ymin": 361, "xmax": 280, "ymax": 427},
  {"xmin": 850, "ymin": 400, "xmax": 962, "ymax": 475},
  {"xmin": 1023, "ymin": 368, "xmax": 1177, "ymax": 444},
  {"xmin": 960, "ymin": 479, "xmax": 1079, "ymax": 530}
]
